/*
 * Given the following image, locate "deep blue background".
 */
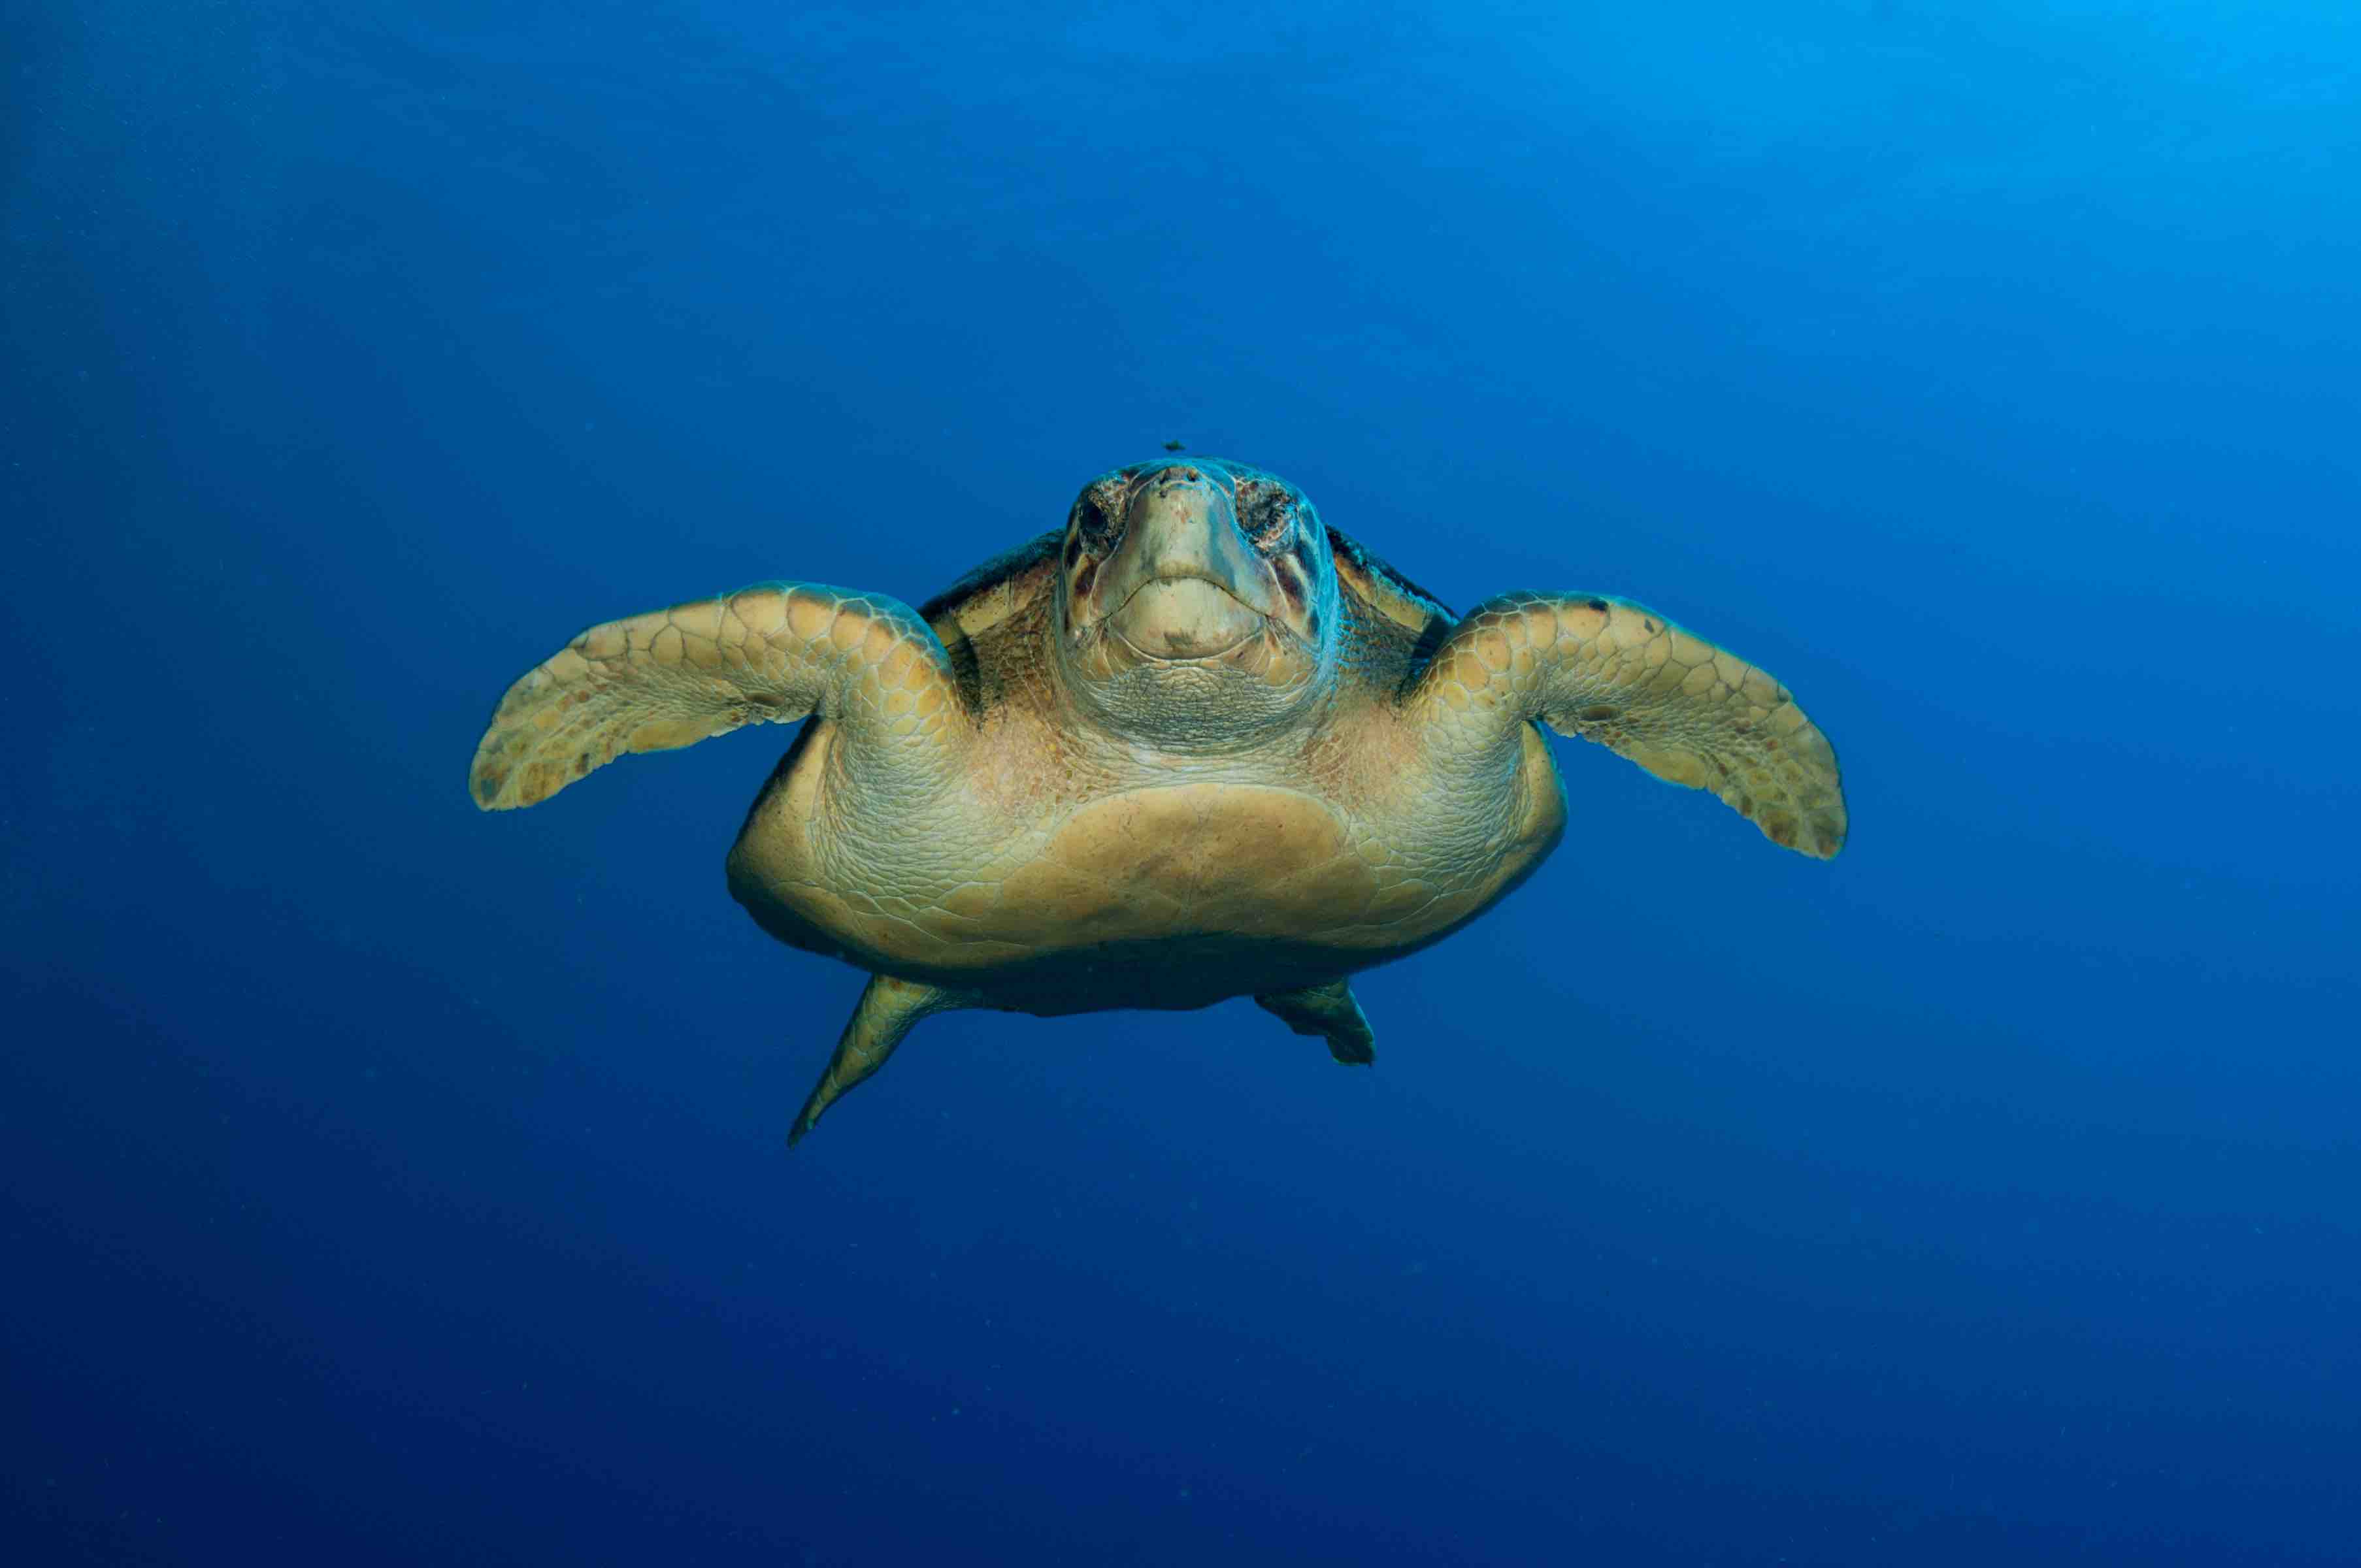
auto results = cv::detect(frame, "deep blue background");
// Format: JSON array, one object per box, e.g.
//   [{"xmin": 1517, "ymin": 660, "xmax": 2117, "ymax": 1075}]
[{"xmin": 7, "ymin": 3, "xmax": 2356, "ymax": 1563}]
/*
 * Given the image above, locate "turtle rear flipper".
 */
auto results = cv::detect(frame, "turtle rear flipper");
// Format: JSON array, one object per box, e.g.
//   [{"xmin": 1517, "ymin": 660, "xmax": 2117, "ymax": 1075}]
[
  {"xmin": 1255, "ymin": 979, "xmax": 1377, "ymax": 1065},
  {"xmin": 790, "ymin": 973, "xmax": 970, "ymax": 1146}
]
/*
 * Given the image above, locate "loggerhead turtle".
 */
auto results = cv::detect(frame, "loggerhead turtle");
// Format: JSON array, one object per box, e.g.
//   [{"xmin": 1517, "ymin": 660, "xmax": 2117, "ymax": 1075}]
[{"xmin": 470, "ymin": 459, "xmax": 1845, "ymax": 1143}]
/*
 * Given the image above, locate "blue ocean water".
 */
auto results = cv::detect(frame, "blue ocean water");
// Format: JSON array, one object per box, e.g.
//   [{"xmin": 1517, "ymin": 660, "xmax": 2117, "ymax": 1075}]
[{"xmin": 6, "ymin": 3, "xmax": 2356, "ymax": 1562}]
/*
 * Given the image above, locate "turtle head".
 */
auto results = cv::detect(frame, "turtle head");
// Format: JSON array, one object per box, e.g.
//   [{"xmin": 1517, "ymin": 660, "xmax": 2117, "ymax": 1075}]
[{"xmin": 1055, "ymin": 459, "xmax": 1340, "ymax": 750}]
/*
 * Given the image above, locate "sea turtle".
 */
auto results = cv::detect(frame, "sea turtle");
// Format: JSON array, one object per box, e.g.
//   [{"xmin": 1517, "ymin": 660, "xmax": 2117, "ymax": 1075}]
[{"xmin": 469, "ymin": 458, "xmax": 1845, "ymax": 1143}]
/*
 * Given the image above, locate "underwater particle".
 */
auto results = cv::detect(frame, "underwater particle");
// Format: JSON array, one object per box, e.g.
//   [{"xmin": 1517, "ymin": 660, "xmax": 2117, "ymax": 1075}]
[{"xmin": 468, "ymin": 455, "xmax": 1847, "ymax": 1145}]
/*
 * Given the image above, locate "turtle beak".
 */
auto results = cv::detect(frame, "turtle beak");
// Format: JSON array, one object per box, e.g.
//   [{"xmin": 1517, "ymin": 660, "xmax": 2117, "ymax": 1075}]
[{"xmin": 1095, "ymin": 468, "xmax": 1275, "ymax": 660}]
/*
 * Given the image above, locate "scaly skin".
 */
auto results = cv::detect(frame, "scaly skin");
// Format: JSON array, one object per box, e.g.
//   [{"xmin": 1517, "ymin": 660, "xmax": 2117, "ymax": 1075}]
[
  {"xmin": 1413, "ymin": 592, "xmax": 1846, "ymax": 860},
  {"xmin": 469, "ymin": 459, "xmax": 1846, "ymax": 1142},
  {"xmin": 469, "ymin": 583, "xmax": 967, "ymax": 813}
]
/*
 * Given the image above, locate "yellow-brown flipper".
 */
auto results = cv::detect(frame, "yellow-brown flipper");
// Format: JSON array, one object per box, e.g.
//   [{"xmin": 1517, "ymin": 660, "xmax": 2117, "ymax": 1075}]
[
  {"xmin": 1255, "ymin": 979, "xmax": 1379, "ymax": 1064},
  {"xmin": 790, "ymin": 974, "xmax": 971, "ymax": 1146},
  {"xmin": 468, "ymin": 581, "xmax": 965, "ymax": 811},
  {"xmin": 1414, "ymin": 592, "xmax": 1847, "ymax": 858}
]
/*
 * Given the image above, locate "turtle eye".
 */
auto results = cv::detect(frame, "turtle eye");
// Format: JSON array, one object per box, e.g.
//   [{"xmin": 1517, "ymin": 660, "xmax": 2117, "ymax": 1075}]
[
  {"xmin": 1070, "ymin": 482, "xmax": 1124, "ymax": 552},
  {"xmin": 1234, "ymin": 480, "xmax": 1296, "ymax": 550}
]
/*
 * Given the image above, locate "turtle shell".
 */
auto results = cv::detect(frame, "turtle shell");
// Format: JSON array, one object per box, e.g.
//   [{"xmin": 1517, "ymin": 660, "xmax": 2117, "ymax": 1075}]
[
  {"xmin": 919, "ymin": 529, "xmax": 1063, "ymax": 647},
  {"xmin": 1324, "ymin": 525, "xmax": 1453, "ymax": 636}
]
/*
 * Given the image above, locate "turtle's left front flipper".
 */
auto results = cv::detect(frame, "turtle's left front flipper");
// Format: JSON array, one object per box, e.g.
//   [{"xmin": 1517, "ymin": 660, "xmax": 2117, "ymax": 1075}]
[
  {"xmin": 790, "ymin": 973, "xmax": 970, "ymax": 1146},
  {"xmin": 1415, "ymin": 592, "xmax": 1847, "ymax": 858}
]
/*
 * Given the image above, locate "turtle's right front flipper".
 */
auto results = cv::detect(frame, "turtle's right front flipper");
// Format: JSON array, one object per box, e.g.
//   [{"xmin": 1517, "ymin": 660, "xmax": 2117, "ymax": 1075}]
[{"xmin": 469, "ymin": 582, "xmax": 966, "ymax": 810}]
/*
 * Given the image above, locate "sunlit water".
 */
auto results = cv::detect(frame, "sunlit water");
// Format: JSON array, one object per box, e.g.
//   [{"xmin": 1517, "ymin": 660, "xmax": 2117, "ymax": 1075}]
[{"xmin": 8, "ymin": 4, "xmax": 2356, "ymax": 1563}]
